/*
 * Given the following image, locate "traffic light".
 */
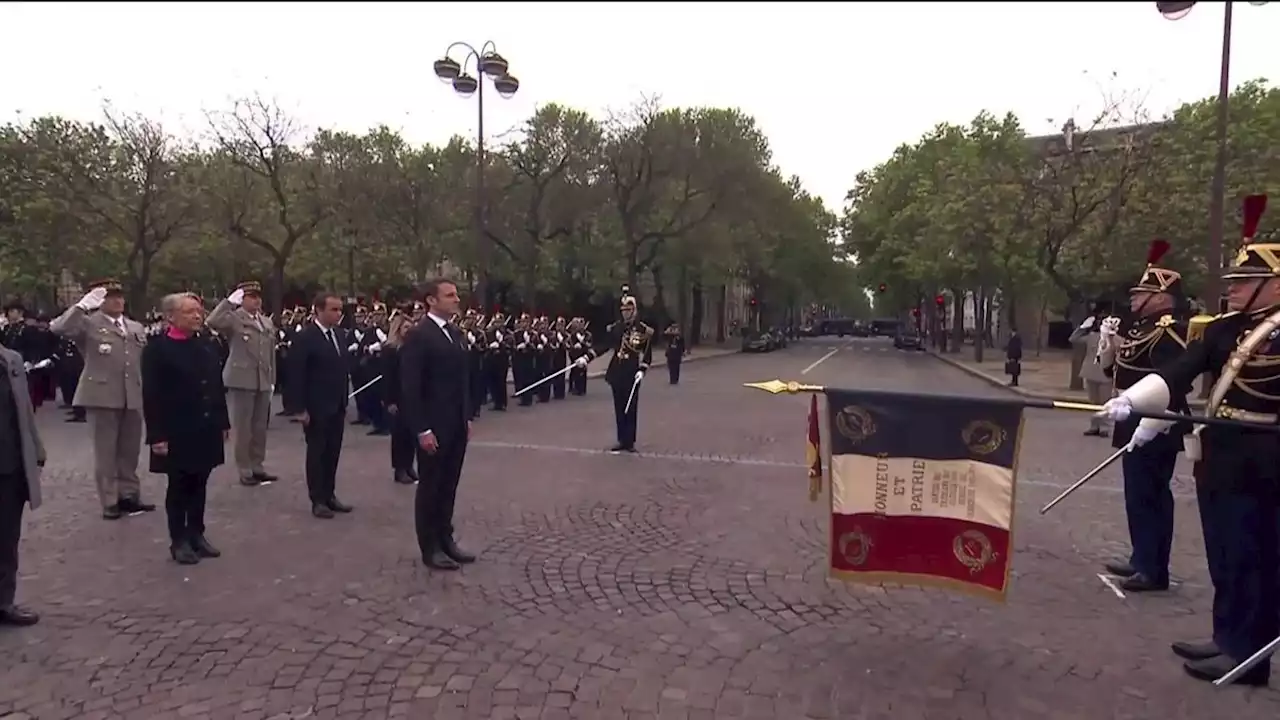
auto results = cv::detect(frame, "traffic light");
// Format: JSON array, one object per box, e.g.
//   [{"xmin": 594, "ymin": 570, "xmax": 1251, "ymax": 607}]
[
  {"xmin": 935, "ymin": 294, "xmax": 946, "ymax": 308},
  {"xmin": 749, "ymin": 297, "xmax": 758, "ymax": 307},
  {"xmin": 877, "ymin": 283, "xmax": 887, "ymax": 293}
]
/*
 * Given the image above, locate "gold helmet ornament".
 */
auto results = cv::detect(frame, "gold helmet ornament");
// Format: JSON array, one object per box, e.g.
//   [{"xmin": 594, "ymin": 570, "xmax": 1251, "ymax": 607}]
[
  {"xmin": 1131, "ymin": 239, "xmax": 1182, "ymax": 296},
  {"xmin": 1222, "ymin": 194, "xmax": 1274, "ymax": 280}
]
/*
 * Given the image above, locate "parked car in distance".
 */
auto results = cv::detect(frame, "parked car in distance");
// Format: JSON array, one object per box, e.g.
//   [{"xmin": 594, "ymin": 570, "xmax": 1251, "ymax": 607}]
[
  {"xmin": 893, "ymin": 329, "xmax": 924, "ymax": 351},
  {"xmin": 742, "ymin": 331, "xmax": 777, "ymax": 353}
]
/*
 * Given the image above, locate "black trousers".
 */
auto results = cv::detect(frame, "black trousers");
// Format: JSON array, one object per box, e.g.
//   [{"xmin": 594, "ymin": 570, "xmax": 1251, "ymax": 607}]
[
  {"xmin": 415, "ymin": 434, "xmax": 468, "ymax": 557},
  {"xmin": 535, "ymin": 355, "xmax": 552, "ymax": 402},
  {"xmin": 1197, "ymin": 485, "xmax": 1280, "ymax": 674},
  {"xmin": 0, "ymin": 471, "xmax": 27, "ymax": 607},
  {"xmin": 569, "ymin": 365, "xmax": 588, "ymax": 395},
  {"xmin": 551, "ymin": 358, "xmax": 567, "ymax": 399},
  {"xmin": 304, "ymin": 410, "xmax": 346, "ymax": 504},
  {"xmin": 390, "ymin": 415, "xmax": 416, "ymax": 471},
  {"xmin": 668, "ymin": 359, "xmax": 681, "ymax": 384},
  {"xmin": 487, "ymin": 356, "xmax": 509, "ymax": 409},
  {"xmin": 610, "ymin": 380, "xmax": 639, "ymax": 448},
  {"xmin": 469, "ymin": 356, "xmax": 486, "ymax": 415},
  {"xmin": 165, "ymin": 470, "xmax": 210, "ymax": 543},
  {"xmin": 1121, "ymin": 433, "xmax": 1179, "ymax": 584},
  {"xmin": 513, "ymin": 356, "xmax": 534, "ymax": 406}
]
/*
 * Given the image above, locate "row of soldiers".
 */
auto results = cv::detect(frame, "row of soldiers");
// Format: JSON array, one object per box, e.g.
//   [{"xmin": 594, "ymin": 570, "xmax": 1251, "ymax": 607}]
[
  {"xmin": 272, "ymin": 302, "xmax": 606, "ymax": 428},
  {"xmin": 1091, "ymin": 194, "xmax": 1278, "ymax": 687}
]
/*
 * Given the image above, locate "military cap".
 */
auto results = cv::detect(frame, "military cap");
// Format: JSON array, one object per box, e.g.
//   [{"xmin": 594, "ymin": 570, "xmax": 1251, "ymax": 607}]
[
  {"xmin": 87, "ymin": 278, "xmax": 124, "ymax": 294},
  {"xmin": 237, "ymin": 280, "xmax": 263, "ymax": 296}
]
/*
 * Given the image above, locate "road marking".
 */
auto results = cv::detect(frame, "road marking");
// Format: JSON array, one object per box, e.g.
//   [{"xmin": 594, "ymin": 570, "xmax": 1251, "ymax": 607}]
[
  {"xmin": 801, "ymin": 347, "xmax": 841, "ymax": 375},
  {"xmin": 1097, "ymin": 573, "xmax": 1127, "ymax": 599},
  {"xmin": 470, "ymin": 441, "xmax": 1172, "ymax": 498}
]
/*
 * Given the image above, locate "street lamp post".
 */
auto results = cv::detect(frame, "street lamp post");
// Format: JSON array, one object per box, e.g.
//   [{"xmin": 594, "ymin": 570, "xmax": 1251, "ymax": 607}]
[
  {"xmin": 1157, "ymin": 1, "xmax": 1268, "ymax": 307},
  {"xmin": 432, "ymin": 41, "xmax": 520, "ymax": 308}
]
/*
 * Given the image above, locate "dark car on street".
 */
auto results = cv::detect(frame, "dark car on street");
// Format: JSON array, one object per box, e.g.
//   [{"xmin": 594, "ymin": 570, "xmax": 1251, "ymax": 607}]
[{"xmin": 893, "ymin": 329, "xmax": 924, "ymax": 351}]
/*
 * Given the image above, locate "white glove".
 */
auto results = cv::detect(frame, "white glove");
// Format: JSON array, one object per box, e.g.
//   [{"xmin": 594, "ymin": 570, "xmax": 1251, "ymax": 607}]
[
  {"xmin": 368, "ymin": 342, "xmax": 382, "ymax": 353},
  {"xmin": 1100, "ymin": 317, "xmax": 1120, "ymax": 336},
  {"xmin": 31, "ymin": 359, "xmax": 51, "ymax": 370},
  {"xmin": 22, "ymin": 361, "xmax": 31, "ymax": 372},
  {"xmin": 574, "ymin": 355, "xmax": 589, "ymax": 368},
  {"xmin": 347, "ymin": 343, "xmax": 358, "ymax": 352},
  {"xmin": 376, "ymin": 328, "xmax": 387, "ymax": 343},
  {"xmin": 634, "ymin": 369, "xmax": 644, "ymax": 383},
  {"xmin": 228, "ymin": 288, "xmax": 245, "ymax": 306},
  {"xmin": 1096, "ymin": 396, "xmax": 1132, "ymax": 422},
  {"xmin": 1079, "ymin": 316, "xmax": 1095, "ymax": 330},
  {"xmin": 488, "ymin": 342, "xmax": 499, "ymax": 350},
  {"xmin": 1126, "ymin": 419, "xmax": 1173, "ymax": 452},
  {"xmin": 517, "ymin": 343, "xmax": 527, "ymax": 350},
  {"xmin": 76, "ymin": 287, "xmax": 108, "ymax": 312}
]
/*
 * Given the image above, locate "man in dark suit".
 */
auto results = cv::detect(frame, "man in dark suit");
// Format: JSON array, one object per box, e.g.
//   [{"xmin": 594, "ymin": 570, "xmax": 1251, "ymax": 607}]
[
  {"xmin": 284, "ymin": 292, "xmax": 355, "ymax": 519},
  {"xmin": 0, "ymin": 344, "xmax": 46, "ymax": 626},
  {"xmin": 400, "ymin": 279, "xmax": 474, "ymax": 570}
]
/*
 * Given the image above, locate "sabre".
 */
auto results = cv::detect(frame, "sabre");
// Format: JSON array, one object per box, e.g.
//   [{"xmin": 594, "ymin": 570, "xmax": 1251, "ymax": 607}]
[
  {"xmin": 1215, "ymin": 635, "xmax": 1280, "ymax": 687},
  {"xmin": 624, "ymin": 373, "xmax": 643, "ymax": 415},
  {"xmin": 348, "ymin": 374, "xmax": 382, "ymax": 399},
  {"xmin": 514, "ymin": 364, "xmax": 573, "ymax": 397},
  {"xmin": 1039, "ymin": 447, "xmax": 1126, "ymax": 514}
]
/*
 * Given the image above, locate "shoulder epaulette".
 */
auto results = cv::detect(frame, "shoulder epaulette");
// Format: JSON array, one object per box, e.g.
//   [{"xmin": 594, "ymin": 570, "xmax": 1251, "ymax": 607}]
[
  {"xmin": 1156, "ymin": 314, "xmax": 1175, "ymax": 328},
  {"xmin": 1187, "ymin": 312, "xmax": 1236, "ymax": 343}
]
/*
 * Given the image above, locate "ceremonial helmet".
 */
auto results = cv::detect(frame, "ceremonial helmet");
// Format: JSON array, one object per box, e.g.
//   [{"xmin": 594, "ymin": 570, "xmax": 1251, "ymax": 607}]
[
  {"xmin": 1222, "ymin": 195, "xmax": 1274, "ymax": 280},
  {"xmin": 619, "ymin": 284, "xmax": 637, "ymax": 312},
  {"xmin": 1131, "ymin": 239, "xmax": 1182, "ymax": 296},
  {"xmin": 371, "ymin": 301, "xmax": 387, "ymax": 316}
]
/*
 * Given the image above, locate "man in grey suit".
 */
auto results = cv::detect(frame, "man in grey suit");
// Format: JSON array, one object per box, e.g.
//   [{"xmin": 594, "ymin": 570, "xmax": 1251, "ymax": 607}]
[
  {"xmin": 206, "ymin": 280, "xmax": 278, "ymax": 486},
  {"xmin": 50, "ymin": 279, "xmax": 154, "ymax": 520},
  {"xmin": 0, "ymin": 345, "xmax": 47, "ymax": 626}
]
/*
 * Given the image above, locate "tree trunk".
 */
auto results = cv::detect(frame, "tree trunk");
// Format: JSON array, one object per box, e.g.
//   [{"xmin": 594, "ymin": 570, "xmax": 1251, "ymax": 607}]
[
  {"xmin": 676, "ymin": 262, "xmax": 689, "ymax": 340},
  {"xmin": 949, "ymin": 290, "xmax": 964, "ymax": 354},
  {"xmin": 690, "ymin": 278, "xmax": 704, "ymax": 347},
  {"xmin": 973, "ymin": 287, "xmax": 986, "ymax": 364},
  {"xmin": 269, "ymin": 260, "xmax": 287, "ymax": 314},
  {"xmin": 649, "ymin": 265, "xmax": 670, "ymax": 325},
  {"xmin": 715, "ymin": 283, "xmax": 727, "ymax": 343}
]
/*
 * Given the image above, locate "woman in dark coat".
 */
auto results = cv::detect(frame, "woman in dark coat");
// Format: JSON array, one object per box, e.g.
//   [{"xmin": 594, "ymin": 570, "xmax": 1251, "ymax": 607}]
[
  {"xmin": 142, "ymin": 293, "xmax": 231, "ymax": 565},
  {"xmin": 382, "ymin": 311, "xmax": 418, "ymax": 485}
]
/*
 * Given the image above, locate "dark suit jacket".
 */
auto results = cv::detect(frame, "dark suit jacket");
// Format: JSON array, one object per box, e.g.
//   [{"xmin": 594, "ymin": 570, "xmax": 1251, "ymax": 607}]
[
  {"xmin": 142, "ymin": 332, "xmax": 230, "ymax": 474},
  {"xmin": 284, "ymin": 322, "xmax": 351, "ymax": 418},
  {"xmin": 400, "ymin": 317, "xmax": 471, "ymax": 446}
]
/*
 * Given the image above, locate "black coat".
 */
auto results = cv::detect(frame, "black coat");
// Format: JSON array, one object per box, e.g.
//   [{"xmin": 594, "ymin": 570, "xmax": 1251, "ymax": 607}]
[
  {"xmin": 382, "ymin": 345, "xmax": 403, "ymax": 407},
  {"xmin": 400, "ymin": 319, "xmax": 471, "ymax": 447},
  {"xmin": 142, "ymin": 332, "xmax": 231, "ymax": 475},
  {"xmin": 284, "ymin": 323, "xmax": 352, "ymax": 418}
]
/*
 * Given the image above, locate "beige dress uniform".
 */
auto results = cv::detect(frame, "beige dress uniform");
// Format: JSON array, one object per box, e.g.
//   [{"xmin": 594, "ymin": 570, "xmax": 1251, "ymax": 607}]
[
  {"xmin": 49, "ymin": 293, "xmax": 146, "ymax": 509},
  {"xmin": 205, "ymin": 284, "xmax": 276, "ymax": 481}
]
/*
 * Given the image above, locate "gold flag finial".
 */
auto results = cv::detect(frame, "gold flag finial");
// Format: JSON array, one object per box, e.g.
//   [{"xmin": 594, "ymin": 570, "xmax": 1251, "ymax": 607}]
[{"xmin": 744, "ymin": 379, "xmax": 825, "ymax": 395}]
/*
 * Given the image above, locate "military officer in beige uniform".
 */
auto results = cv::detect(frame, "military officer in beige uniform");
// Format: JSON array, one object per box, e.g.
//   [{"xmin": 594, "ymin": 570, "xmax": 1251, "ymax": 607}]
[
  {"xmin": 50, "ymin": 279, "xmax": 154, "ymax": 520},
  {"xmin": 206, "ymin": 281, "xmax": 278, "ymax": 486}
]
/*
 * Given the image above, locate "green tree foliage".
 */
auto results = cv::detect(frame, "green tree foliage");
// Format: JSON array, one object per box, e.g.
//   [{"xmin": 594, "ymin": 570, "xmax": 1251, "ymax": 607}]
[
  {"xmin": 842, "ymin": 79, "xmax": 1280, "ymax": 360},
  {"xmin": 0, "ymin": 95, "xmax": 846, "ymax": 336}
]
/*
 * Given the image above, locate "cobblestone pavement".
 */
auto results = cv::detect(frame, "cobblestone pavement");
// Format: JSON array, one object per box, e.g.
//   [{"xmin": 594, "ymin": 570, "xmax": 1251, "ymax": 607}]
[{"xmin": 2, "ymin": 337, "xmax": 1276, "ymax": 719}]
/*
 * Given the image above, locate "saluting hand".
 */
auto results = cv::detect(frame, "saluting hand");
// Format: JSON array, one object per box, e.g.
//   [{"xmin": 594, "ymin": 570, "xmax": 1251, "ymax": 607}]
[{"xmin": 151, "ymin": 442, "xmax": 168, "ymax": 456}]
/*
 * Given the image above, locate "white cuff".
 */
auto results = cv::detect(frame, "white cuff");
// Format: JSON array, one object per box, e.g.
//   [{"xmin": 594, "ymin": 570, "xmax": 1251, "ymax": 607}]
[
  {"xmin": 1136, "ymin": 417, "xmax": 1175, "ymax": 434},
  {"xmin": 419, "ymin": 430, "xmax": 433, "ymax": 438},
  {"xmin": 1120, "ymin": 374, "xmax": 1171, "ymax": 414}
]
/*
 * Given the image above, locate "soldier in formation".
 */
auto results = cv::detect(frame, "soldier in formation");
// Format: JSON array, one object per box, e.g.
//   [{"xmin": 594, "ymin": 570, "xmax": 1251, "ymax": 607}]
[
  {"xmin": 483, "ymin": 313, "xmax": 512, "ymax": 410},
  {"xmin": 1100, "ymin": 240, "xmax": 1190, "ymax": 593},
  {"xmin": 1099, "ymin": 194, "xmax": 1278, "ymax": 686},
  {"xmin": 565, "ymin": 317, "xmax": 592, "ymax": 396}
]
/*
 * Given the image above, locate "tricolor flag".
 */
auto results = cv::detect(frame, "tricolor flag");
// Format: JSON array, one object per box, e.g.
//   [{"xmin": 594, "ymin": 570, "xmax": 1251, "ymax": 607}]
[
  {"xmin": 824, "ymin": 389, "xmax": 1024, "ymax": 602},
  {"xmin": 806, "ymin": 394, "xmax": 822, "ymax": 502}
]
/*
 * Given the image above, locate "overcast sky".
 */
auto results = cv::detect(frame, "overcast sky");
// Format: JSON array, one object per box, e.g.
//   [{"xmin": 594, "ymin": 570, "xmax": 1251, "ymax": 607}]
[{"xmin": 2, "ymin": 2, "xmax": 1277, "ymax": 213}]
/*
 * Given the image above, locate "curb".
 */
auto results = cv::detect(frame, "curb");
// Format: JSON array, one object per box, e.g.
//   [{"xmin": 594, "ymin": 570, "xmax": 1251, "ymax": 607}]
[{"xmin": 925, "ymin": 349, "xmax": 1207, "ymax": 408}]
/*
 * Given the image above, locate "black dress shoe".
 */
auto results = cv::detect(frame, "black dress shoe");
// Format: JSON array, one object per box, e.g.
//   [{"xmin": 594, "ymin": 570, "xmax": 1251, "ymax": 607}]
[
  {"xmin": 406, "ymin": 467, "xmax": 420, "ymax": 483},
  {"xmin": 609, "ymin": 444, "xmax": 626, "ymax": 453},
  {"xmin": 1104, "ymin": 561, "xmax": 1136, "ymax": 577},
  {"xmin": 102, "ymin": 505, "xmax": 122, "ymax": 520},
  {"xmin": 0, "ymin": 605, "xmax": 39, "ymax": 626},
  {"xmin": 170, "ymin": 542, "xmax": 200, "ymax": 565},
  {"xmin": 311, "ymin": 503, "xmax": 335, "ymax": 519},
  {"xmin": 191, "ymin": 536, "xmax": 221, "ymax": 558},
  {"xmin": 424, "ymin": 549, "xmax": 461, "ymax": 570},
  {"xmin": 367, "ymin": 428, "xmax": 390, "ymax": 436},
  {"xmin": 252, "ymin": 472, "xmax": 278, "ymax": 484},
  {"xmin": 119, "ymin": 497, "xmax": 156, "ymax": 514},
  {"xmin": 441, "ymin": 538, "xmax": 476, "ymax": 564},
  {"xmin": 1184, "ymin": 654, "xmax": 1269, "ymax": 686},
  {"xmin": 1172, "ymin": 640, "xmax": 1221, "ymax": 661},
  {"xmin": 1119, "ymin": 573, "xmax": 1168, "ymax": 592},
  {"xmin": 327, "ymin": 497, "xmax": 353, "ymax": 513},
  {"xmin": 393, "ymin": 471, "xmax": 416, "ymax": 485},
  {"xmin": 240, "ymin": 475, "xmax": 262, "ymax": 487}
]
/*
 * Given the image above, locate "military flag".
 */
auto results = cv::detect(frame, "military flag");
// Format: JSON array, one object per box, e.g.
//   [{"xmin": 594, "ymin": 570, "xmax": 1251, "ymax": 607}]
[{"xmin": 824, "ymin": 388, "xmax": 1024, "ymax": 602}]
